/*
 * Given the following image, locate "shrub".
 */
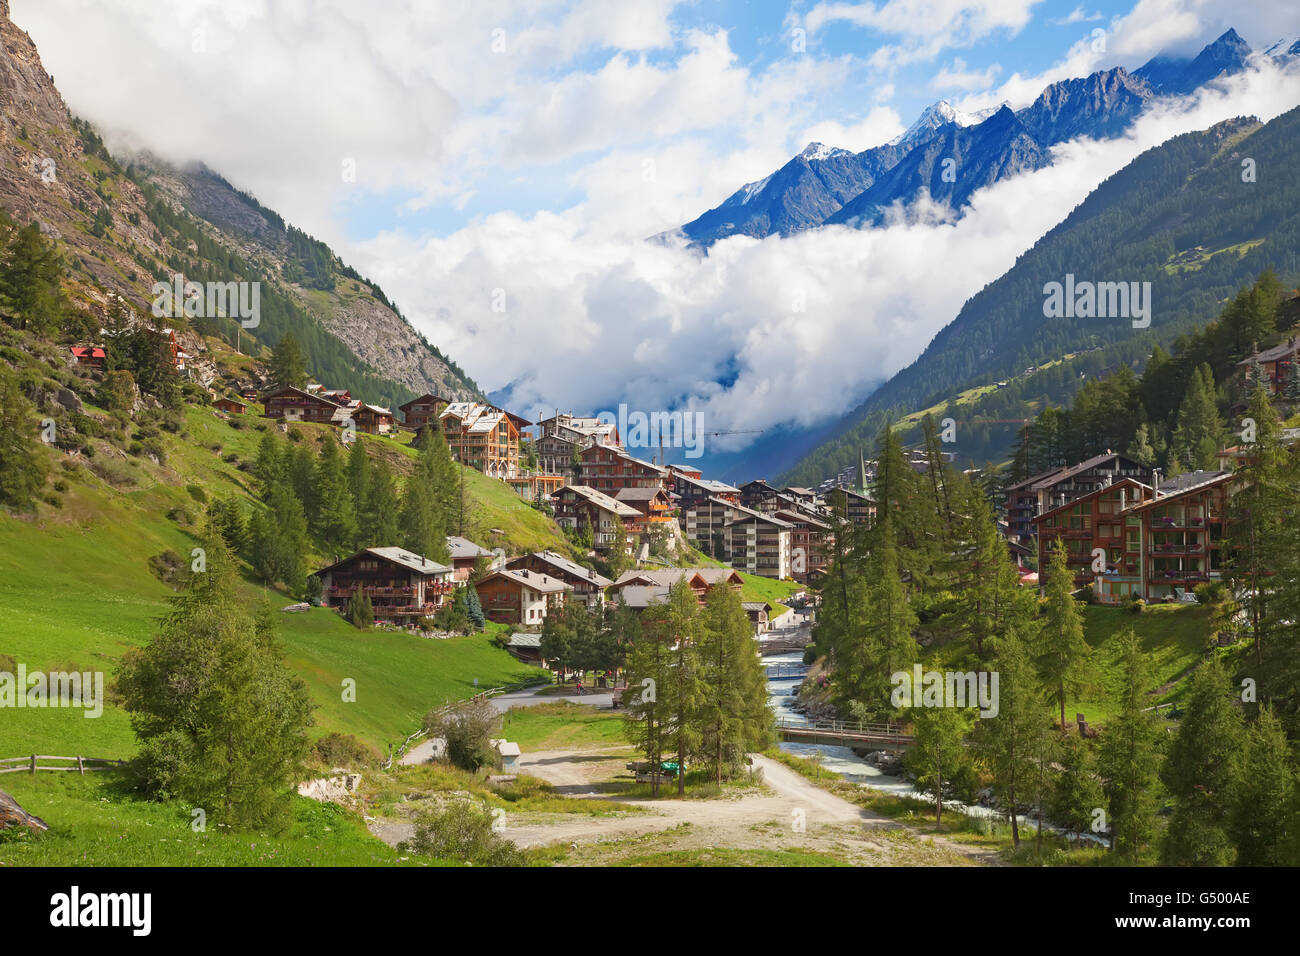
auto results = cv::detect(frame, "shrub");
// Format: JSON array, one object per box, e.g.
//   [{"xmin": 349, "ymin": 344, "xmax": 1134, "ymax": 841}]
[
  {"xmin": 42, "ymin": 494, "xmax": 62, "ymax": 508},
  {"xmin": 401, "ymin": 801, "xmax": 525, "ymax": 866},
  {"xmin": 186, "ymin": 483, "xmax": 207, "ymax": 504},
  {"xmin": 423, "ymin": 697, "xmax": 501, "ymax": 773},
  {"xmin": 310, "ymin": 732, "xmax": 381, "ymax": 770},
  {"xmin": 52, "ymin": 479, "xmax": 69, "ymax": 493},
  {"xmin": 147, "ymin": 550, "xmax": 188, "ymax": 588}
]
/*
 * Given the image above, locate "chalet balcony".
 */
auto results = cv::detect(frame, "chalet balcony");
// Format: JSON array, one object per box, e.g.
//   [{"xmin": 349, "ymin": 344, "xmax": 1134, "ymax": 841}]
[{"xmin": 328, "ymin": 585, "xmax": 414, "ymax": 597}]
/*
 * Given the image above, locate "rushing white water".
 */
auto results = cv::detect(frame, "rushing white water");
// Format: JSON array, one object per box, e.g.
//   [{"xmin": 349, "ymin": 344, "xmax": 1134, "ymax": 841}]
[{"xmin": 762, "ymin": 648, "xmax": 1108, "ymax": 845}]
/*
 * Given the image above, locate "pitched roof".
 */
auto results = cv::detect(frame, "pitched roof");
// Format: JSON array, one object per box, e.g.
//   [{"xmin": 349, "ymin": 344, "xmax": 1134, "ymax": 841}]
[
  {"xmin": 1032, "ymin": 477, "xmax": 1152, "ymax": 523},
  {"xmin": 611, "ymin": 568, "xmax": 742, "ymax": 590},
  {"xmin": 615, "ymin": 486, "xmax": 668, "ymax": 502},
  {"xmin": 446, "ymin": 535, "xmax": 493, "ymax": 560},
  {"xmin": 1126, "ymin": 471, "xmax": 1233, "ymax": 512},
  {"xmin": 1237, "ymin": 338, "xmax": 1300, "ymax": 366},
  {"xmin": 726, "ymin": 509, "xmax": 795, "ymax": 529},
  {"xmin": 399, "ymin": 394, "xmax": 449, "ymax": 412},
  {"xmin": 316, "ymin": 546, "xmax": 452, "ymax": 577},
  {"xmin": 511, "ymin": 550, "xmax": 612, "ymax": 587},
  {"xmin": 552, "ymin": 484, "xmax": 640, "ymax": 517},
  {"xmin": 262, "ymin": 384, "xmax": 343, "ymax": 406},
  {"xmin": 481, "ymin": 568, "xmax": 572, "ymax": 594},
  {"xmin": 615, "ymin": 585, "xmax": 672, "ymax": 609},
  {"xmin": 1029, "ymin": 453, "xmax": 1138, "ymax": 491}
]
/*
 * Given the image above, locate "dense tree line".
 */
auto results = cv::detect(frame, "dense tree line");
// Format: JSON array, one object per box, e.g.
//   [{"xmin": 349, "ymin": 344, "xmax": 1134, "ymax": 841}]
[
  {"xmin": 1007, "ymin": 270, "xmax": 1289, "ymax": 483},
  {"xmin": 812, "ymin": 415, "xmax": 1299, "ymax": 861},
  {"xmin": 211, "ymin": 424, "xmax": 459, "ymax": 603}
]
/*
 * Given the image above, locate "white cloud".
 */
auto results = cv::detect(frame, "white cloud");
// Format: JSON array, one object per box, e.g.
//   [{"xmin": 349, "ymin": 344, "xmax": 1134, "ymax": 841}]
[
  {"xmin": 931, "ymin": 57, "xmax": 1003, "ymax": 91},
  {"xmin": 355, "ymin": 58, "xmax": 1300, "ymax": 458}
]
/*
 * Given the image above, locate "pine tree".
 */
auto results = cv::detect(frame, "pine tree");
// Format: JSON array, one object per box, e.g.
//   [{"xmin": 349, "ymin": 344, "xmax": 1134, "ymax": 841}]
[
  {"xmin": 270, "ymin": 332, "xmax": 307, "ymax": 388},
  {"xmin": 696, "ymin": 584, "xmax": 773, "ymax": 782},
  {"xmin": 1160, "ymin": 661, "xmax": 1244, "ymax": 866},
  {"xmin": 623, "ymin": 595, "xmax": 676, "ymax": 797},
  {"xmin": 400, "ymin": 438, "xmax": 451, "ymax": 563},
  {"xmin": 973, "ymin": 629, "xmax": 1048, "ymax": 850},
  {"xmin": 314, "ymin": 438, "xmax": 357, "ymax": 553},
  {"xmin": 1097, "ymin": 629, "xmax": 1162, "ymax": 862},
  {"xmin": 0, "ymin": 364, "xmax": 48, "ymax": 511},
  {"xmin": 359, "ymin": 457, "xmax": 400, "ymax": 546},
  {"xmin": 116, "ymin": 535, "xmax": 313, "ymax": 828},
  {"xmin": 1038, "ymin": 540, "xmax": 1092, "ymax": 730},
  {"xmin": 906, "ymin": 701, "xmax": 972, "ymax": 824},
  {"xmin": 346, "ymin": 438, "xmax": 370, "ymax": 537},
  {"xmin": 1229, "ymin": 706, "xmax": 1297, "ymax": 865},
  {"xmin": 0, "ymin": 221, "xmax": 65, "ymax": 333},
  {"xmin": 659, "ymin": 580, "xmax": 705, "ymax": 796},
  {"xmin": 1051, "ymin": 734, "xmax": 1102, "ymax": 846},
  {"xmin": 1171, "ymin": 363, "xmax": 1223, "ymax": 472},
  {"xmin": 465, "ymin": 585, "xmax": 486, "ymax": 631},
  {"xmin": 1228, "ymin": 382, "xmax": 1290, "ymax": 671}
]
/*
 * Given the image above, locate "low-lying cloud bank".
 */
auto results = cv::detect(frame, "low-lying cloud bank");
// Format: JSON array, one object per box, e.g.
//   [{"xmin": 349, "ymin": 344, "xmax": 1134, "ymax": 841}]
[{"xmin": 360, "ymin": 58, "xmax": 1300, "ymax": 454}]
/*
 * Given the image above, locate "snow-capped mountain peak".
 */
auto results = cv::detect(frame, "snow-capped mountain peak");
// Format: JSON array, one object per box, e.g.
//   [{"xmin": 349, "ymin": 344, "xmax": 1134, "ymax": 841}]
[
  {"xmin": 798, "ymin": 141, "xmax": 850, "ymax": 162},
  {"xmin": 888, "ymin": 100, "xmax": 1004, "ymax": 147}
]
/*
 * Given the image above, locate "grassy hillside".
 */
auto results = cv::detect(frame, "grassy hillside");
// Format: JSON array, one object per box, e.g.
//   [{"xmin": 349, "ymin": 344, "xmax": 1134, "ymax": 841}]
[{"xmin": 0, "ymin": 330, "xmax": 562, "ymax": 761}]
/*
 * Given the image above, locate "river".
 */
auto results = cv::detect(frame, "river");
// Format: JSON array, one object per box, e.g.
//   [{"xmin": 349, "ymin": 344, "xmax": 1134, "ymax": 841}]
[{"xmin": 762, "ymin": 645, "xmax": 1108, "ymax": 844}]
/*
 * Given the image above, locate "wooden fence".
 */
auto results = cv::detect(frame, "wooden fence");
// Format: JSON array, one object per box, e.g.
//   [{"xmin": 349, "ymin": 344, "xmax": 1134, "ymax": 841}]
[
  {"xmin": 0, "ymin": 755, "xmax": 125, "ymax": 775},
  {"xmin": 381, "ymin": 686, "xmax": 507, "ymax": 770}
]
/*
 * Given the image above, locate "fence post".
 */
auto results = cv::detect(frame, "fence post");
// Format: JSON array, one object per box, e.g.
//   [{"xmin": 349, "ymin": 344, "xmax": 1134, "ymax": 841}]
[
  {"xmin": 30, "ymin": 754, "xmax": 36, "ymax": 774},
  {"xmin": 77, "ymin": 756, "xmax": 85, "ymax": 775}
]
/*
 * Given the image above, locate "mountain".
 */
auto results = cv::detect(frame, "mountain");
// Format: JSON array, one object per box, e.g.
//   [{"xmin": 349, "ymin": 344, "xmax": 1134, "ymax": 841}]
[
  {"xmin": 676, "ymin": 32, "xmax": 1255, "ymax": 246},
  {"xmin": 780, "ymin": 107, "xmax": 1300, "ymax": 487},
  {"xmin": 1135, "ymin": 28, "xmax": 1252, "ymax": 95},
  {"xmin": 0, "ymin": 0, "xmax": 479, "ymax": 410},
  {"xmin": 889, "ymin": 99, "xmax": 1002, "ymax": 147},
  {"xmin": 1018, "ymin": 68, "xmax": 1153, "ymax": 145},
  {"xmin": 824, "ymin": 105, "xmax": 1050, "ymax": 227},
  {"xmin": 673, "ymin": 140, "xmax": 904, "ymax": 244}
]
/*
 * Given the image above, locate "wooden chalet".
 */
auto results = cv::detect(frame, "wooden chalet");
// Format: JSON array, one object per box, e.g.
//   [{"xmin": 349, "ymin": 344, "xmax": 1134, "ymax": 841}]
[
  {"xmin": 475, "ymin": 568, "xmax": 571, "ymax": 627},
  {"xmin": 446, "ymin": 534, "xmax": 495, "ymax": 584},
  {"xmin": 316, "ymin": 547, "xmax": 455, "ymax": 624},
  {"xmin": 608, "ymin": 568, "xmax": 743, "ymax": 606},
  {"xmin": 614, "ymin": 486, "xmax": 673, "ymax": 534},
  {"xmin": 1034, "ymin": 477, "xmax": 1153, "ymax": 590},
  {"xmin": 262, "ymin": 385, "xmax": 342, "ymax": 424},
  {"xmin": 70, "ymin": 345, "xmax": 106, "ymax": 369},
  {"xmin": 399, "ymin": 394, "xmax": 449, "ymax": 431},
  {"xmin": 506, "ymin": 551, "xmax": 612, "ymax": 609},
  {"xmin": 551, "ymin": 484, "xmax": 640, "ymax": 552},
  {"xmin": 348, "ymin": 402, "xmax": 394, "ymax": 435},
  {"xmin": 535, "ymin": 412, "xmax": 621, "ymax": 476},
  {"xmin": 213, "ymin": 396, "xmax": 247, "ymax": 415},
  {"xmin": 577, "ymin": 444, "xmax": 666, "ymax": 494},
  {"xmin": 440, "ymin": 402, "xmax": 526, "ymax": 479}
]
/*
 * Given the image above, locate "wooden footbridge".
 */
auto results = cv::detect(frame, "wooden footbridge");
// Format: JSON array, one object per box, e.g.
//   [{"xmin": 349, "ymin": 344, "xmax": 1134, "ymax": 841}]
[{"xmin": 777, "ymin": 717, "xmax": 915, "ymax": 750}]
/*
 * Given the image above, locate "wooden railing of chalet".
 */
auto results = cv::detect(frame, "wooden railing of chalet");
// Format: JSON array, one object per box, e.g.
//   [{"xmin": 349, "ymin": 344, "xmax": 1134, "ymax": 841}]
[{"xmin": 0, "ymin": 755, "xmax": 125, "ymax": 775}]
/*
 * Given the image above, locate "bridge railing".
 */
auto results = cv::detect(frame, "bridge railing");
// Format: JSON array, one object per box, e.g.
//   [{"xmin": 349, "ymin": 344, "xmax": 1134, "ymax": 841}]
[{"xmin": 777, "ymin": 716, "xmax": 913, "ymax": 741}]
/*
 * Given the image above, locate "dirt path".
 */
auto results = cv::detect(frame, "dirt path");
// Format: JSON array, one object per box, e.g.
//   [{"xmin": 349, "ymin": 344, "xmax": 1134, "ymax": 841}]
[{"xmin": 365, "ymin": 748, "xmax": 996, "ymax": 865}]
